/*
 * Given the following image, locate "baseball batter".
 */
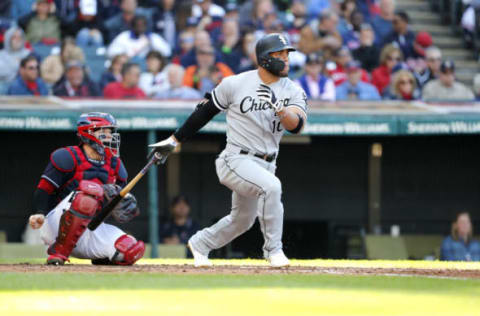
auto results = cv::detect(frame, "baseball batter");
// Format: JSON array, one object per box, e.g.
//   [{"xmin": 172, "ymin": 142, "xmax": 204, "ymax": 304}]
[
  {"xmin": 28, "ymin": 112, "xmax": 145, "ymax": 265},
  {"xmin": 150, "ymin": 33, "xmax": 308, "ymax": 267}
]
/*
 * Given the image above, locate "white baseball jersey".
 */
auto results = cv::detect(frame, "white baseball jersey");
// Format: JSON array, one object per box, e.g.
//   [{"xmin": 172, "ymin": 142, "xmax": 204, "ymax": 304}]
[{"xmin": 211, "ymin": 70, "xmax": 308, "ymax": 155}]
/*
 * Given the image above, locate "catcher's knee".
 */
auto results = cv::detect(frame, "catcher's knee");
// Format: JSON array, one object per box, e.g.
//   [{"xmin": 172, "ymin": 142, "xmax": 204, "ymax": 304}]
[
  {"xmin": 112, "ymin": 234, "xmax": 145, "ymax": 265},
  {"xmin": 71, "ymin": 180, "xmax": 104, "ymax": 216}
]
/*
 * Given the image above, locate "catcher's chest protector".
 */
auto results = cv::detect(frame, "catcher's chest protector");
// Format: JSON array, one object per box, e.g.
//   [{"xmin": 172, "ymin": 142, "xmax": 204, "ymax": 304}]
[{"xmin": 58, "ymin": 146, "xmax": 120, "ymax": 200}]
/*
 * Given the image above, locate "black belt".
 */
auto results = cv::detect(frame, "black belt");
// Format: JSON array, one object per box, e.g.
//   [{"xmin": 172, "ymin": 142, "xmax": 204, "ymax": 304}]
[{"xmin": 239, "ymin": 149, "xmax": 276, "ymax": 162}]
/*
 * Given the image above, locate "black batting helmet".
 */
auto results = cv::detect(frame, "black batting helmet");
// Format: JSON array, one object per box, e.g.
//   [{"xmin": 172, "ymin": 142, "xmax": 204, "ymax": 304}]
[{"xmin": 255, "ymin": 33, "xmax": 295, "ymax": 76}]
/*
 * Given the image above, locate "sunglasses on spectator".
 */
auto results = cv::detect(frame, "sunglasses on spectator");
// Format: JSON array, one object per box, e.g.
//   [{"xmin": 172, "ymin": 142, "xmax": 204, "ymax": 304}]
[
  {"xmin": 387, "ymin": 56, "xmax": 401, "ymax": 62},
  {"xmin": 399, "ymin": 80, "xmax": 413, "ymax": 85},
  {"xmin": 26, "ymin": 65, "xmax": 38, "ymax": 70},
  {"xmin": 426, "ymin": 57, "xmax": 441, "ymax": 62}
]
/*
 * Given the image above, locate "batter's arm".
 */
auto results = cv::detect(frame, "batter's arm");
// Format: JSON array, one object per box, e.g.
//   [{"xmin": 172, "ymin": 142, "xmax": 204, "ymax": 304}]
[
  {"xmin": 149, "ymin": 94, "xmax": 221, "ymax": 158},
  {"xmin": 278, "ymin": 107, "xmax": 306, "ymax": 133}
]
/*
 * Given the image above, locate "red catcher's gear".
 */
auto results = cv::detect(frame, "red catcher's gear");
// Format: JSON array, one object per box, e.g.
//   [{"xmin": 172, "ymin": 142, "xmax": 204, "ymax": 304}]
[
  {"xmin": 47, "ymin": 181, "xmax": 104, "ymax": 265},
  {"xmin": 112, "ymin": 235, "xmax": 145, "ymax": 265}
]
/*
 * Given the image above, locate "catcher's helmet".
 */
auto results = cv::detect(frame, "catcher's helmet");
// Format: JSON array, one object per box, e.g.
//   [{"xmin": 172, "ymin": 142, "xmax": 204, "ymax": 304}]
[
  {"xmin": 256, "ymin": 33, "xmax": 295, "ymax": 76},
  {"xmin": 77, "ymin": 112, "xmax": 120, "ymax": 157}
]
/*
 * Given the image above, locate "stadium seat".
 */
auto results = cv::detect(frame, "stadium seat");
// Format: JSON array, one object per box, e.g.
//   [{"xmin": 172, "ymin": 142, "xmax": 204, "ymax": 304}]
[
  {"xmin": 32, "ymin": 43, "xmax": 60, "ymax": 61},
  {"xmin": 364, "ymin": 235, "xmax": 408, "ymax": 260},
  {"xmin": 83, "ymin": 46, "xmax": 107, "ymax": 83},
  {"xmin": 402, "ymin": 235, "xmax": 444, "ymax": 260}
]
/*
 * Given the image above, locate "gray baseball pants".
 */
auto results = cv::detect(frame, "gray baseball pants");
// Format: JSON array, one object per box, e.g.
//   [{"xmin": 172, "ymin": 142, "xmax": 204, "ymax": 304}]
[{"xmin": 189, "ymin": 144, "xmax": 284, "ymax": 259}]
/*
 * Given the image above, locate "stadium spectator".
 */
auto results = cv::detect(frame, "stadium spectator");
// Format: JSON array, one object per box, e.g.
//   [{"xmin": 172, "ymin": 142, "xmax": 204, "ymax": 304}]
[
  {"xmin": 139, "ymin": 50, "xmax": 169, "ymax": 97},
  {"xmin": 327, "ymin": 46, "xmax": 370, "ymax": 86},
  {"xmin": 370, "ymin": 0, "xmax": 395, "ymax": 47},
  {"xmin": 422, "ymin": 60, "xmax": 475, "ymax": 102},
  {"xmin": 383, "ymin": 11, "xmax": 415, "ymax": 60},
  {"xmin": 441, "ymin": 212, "xmax": 480, "ymax": 261},
  {"xmin": 284, "ymin": 0, "xmax": 307, "ymax": 36},
  {"xmin": 411, "ymin": 31, "xmax": 433, "ymax": 60},
  {"xmin": 371, "ymin": 44, "xmax": 403, "ymax": 95},
  {"xmin": 159, "ymin": 195, "xmax": 199, "ymax": 245},
  {"xmin": 237, "ymin": 31, "xmax": 258, "ymax": 73},
  {"xmin": 180, "ymin": 30, "xmax": 217, "ymax": 68},
  {"xmin": 383, "ymin": 69, "xmax": 421, "ymax": 100},
  {"xmin": 243, "ymin": 0, "xmax": 275, "ymax": 31},
  {"xmin": 295, "ymin": 52, "xmax": 335, "ymax": 101},
  {"xmin": 305, "ymin": 0, "xmax": 331, "ymax": 21},
  {"xmin": 337, "ymin": 0, "xmax": 357, "ymax": 37},
  {"xmin": 6, "ymin": 55, "xmax": 49, "ymax": 96},
  {"xmin": 193, "ymin": 0, "xmax": 225, "ymax": 41},
  {"xmin": 171, "ymin": 30, "xmax": 195, "ymax": 64},
  {"xmin": 18, "ymin": 0, "xmax": 61, "ymax": 45},
  {"xmin": 152, "ymin": 0, "xmax": 176, "ymax": 48},
  {"xmin": 192, "ymin": 0, "xmax": 225, "ymax": 20},
  {"xmin": 107, "ymin": 15, "xmax": 171, "ymax": 59},
  {"xmin": 103, "ymin": 0, "xmax": 153, "ymax": 43},
  {"xmin": 253, "ymin": 10, "xmax": 284, "ymax": 41},
  {"xmin": 52, "ymin": 60, "xmax": 101, "ymax": 97},
  {"xmin": 339, "ymin": 9, "xmax": 365, "ymax": 51},
  {"xmin": 406, "ymin": 32, "xmax": 433, "ymax": 85},
  {"xmin": 473, "ymin": 74, "xmax": 480, "ymax": 101},
  {"xmin": 99, "ymin": 53, "xmax": 128, "ymax": 91},
  {"xmin": 298, "ymin": 9, "xmax": 342, "ymax": 58},
  {"xmin": 40, "ymin": 38, "xmax": 85, "ymax": 86},
  {"xmin": 0, "ymin": 26, "xmax": 31, "ymax": 94},
  {"xmin": 224, "ymin": 0, "xmax": 239, "ymax": 21},
  {"xmin": 352, "ymin": 23, "xmax": 379, "ymax": 72},
  {"xmin": 217, "ymin": 19, "xmax": 242, "ymax": 73},
  {"xmin": 336, "ymin": 60, "xmax": 380, "ymax": 100},
  {"xmin": 460, "ymin": 1, "xmax": 480, "ymax": 49},
  {"xmin": 53, "ymin": 0, "xmax": 79, "ymax": 26},
  {"xmin": 412, "ymin": 45, "xmax": 441, "ymax": 89},
  {"xmin": 183, "ymin": 44, "xmax": 234, "ymax": 95},
  {"xmin": 10, "ymin": 0, "xmax": 36, "ymax": 21},
  {"xmin": 155, "ymin": 64, "xmax": 202, "ymax": 99},
  {"xmin": 71, "ymin": 0, "xmax": 105, "ymax": 47},
  {"xmin": 103, "ymin": 62, "xmax": 146, "ymax": 98}
]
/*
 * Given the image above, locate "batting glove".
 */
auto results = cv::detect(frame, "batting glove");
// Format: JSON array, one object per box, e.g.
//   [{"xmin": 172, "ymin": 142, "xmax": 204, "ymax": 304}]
[
  {"xmin": 257, "ymin": 83, "xmax": 284, "ymax": 113},
  {"xmin": 148, "ymin": 135, "xmax": 178, "ymax": 164}
]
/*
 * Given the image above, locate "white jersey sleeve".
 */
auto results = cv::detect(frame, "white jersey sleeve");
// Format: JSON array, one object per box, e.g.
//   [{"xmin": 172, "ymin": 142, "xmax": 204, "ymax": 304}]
[
  {"xmin": 211, "ymin": 76, "xmax": 234, "ymax": 111},
  {"xmin": 286, "ymin": 82, "xmax": 308, "ymax": 117}
]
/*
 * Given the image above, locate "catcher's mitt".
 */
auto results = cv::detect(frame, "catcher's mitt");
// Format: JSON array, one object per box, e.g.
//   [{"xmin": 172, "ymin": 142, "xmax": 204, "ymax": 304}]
[{"xmin": 103, "ymin": 184, "xmax": 140, "ymax": 223}]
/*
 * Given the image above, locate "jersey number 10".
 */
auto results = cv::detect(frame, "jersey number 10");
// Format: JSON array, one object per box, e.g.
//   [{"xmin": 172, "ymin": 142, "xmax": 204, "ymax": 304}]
[{"xmin": 272, "ymin": 120, "xmax": 283, "ymax": 133}]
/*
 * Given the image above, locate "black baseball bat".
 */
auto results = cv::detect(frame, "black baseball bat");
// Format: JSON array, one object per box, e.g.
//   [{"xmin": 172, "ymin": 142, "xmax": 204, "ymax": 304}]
[{"xmin": 88, "ymin": 152, "xmax": 163, "ymax": 231}]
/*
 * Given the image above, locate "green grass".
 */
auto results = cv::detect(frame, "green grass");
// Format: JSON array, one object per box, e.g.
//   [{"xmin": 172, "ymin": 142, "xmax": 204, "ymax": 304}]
[{"xmin": 1, "ymin": 259, "xmax": 479, "ymax": 316}]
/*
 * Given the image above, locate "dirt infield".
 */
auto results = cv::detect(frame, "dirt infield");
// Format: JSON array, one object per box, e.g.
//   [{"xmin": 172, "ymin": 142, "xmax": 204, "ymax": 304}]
[{"xmin": 1, "ymin": 264, "xmax": 480, "ymax": 279}]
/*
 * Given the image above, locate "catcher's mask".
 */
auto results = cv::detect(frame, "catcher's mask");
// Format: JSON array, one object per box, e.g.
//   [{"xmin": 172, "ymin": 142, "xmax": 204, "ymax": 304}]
[{"xmin": 77, "ymin": 112, "xmax": 120, "ymax": 157}]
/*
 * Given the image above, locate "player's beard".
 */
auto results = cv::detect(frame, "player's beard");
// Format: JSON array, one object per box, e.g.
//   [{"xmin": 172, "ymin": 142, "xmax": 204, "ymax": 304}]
[{"xmin": 278, "ymin": 68, "xmax": 289, "ymax": 77}]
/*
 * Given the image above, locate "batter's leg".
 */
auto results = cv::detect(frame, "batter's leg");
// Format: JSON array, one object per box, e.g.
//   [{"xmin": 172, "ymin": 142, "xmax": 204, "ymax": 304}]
[
  {"xmin": 190, "ymin": 155, "xmax": 285, "ymax": 257},
  {"xmin": 189, "ymin": 191, "xmax": 257, "ymax": 255}
]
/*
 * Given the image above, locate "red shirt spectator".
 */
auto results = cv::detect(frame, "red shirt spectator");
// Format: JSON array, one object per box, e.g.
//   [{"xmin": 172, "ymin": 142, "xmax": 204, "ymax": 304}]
[
  {"xmin": 371, "ymin": 44, "xmax": 403, "ymax": 95},
  {"xmin": 326, "ymin": 47, "xmax": 369, "ymax": 86},
  {"xmin": 328, "ymin": 63, "xmax": 370, "ymax": 86},
  {"xmin": 104, "ymin": 81, "xmax": 146, "ymax": 98},
  {"xmin": 103, "ymin": 62, "xmax": 146, "ymax": 99}
]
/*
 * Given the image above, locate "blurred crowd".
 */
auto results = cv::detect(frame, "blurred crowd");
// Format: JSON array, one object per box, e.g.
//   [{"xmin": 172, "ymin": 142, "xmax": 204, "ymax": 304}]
[{"xmin": 0, "ymin": 0, "xmax": 479, "ymax": 102}]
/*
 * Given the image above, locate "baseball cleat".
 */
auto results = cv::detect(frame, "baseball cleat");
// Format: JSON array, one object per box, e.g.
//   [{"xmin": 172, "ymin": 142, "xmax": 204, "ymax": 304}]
[
  {"xmin": 267, "ymin": 250, "xmax": 290, "ymax": 267},
  {"xmin": 46, "ymin": 254, "xmax": 69, "ymax": 266},
  {"xmin": 188, "ymin": 241, "xmax": 212, "ymax": 267}
]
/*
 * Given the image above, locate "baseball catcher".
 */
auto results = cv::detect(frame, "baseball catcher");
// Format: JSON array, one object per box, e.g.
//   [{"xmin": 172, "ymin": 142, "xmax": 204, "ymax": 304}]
[{"xmin": 28, "ymin": 112, "xmax": 145, "ymax": 265}]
